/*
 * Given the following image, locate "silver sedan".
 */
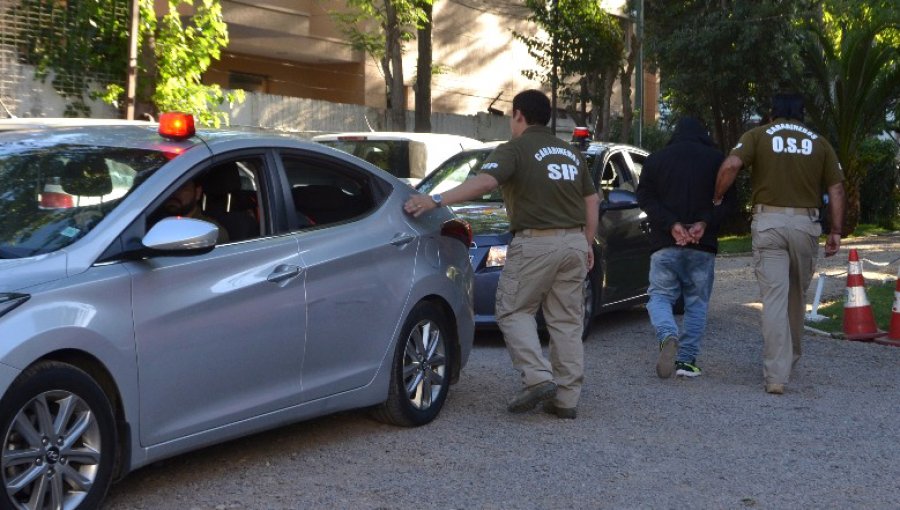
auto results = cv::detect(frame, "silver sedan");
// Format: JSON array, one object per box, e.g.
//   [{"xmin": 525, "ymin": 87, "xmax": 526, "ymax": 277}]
[{"xmin": 0, "ymin": 115, "xmax": 474, "ymax": 509}]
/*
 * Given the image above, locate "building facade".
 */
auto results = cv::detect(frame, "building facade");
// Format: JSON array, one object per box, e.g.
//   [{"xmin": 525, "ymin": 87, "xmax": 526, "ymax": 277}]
[{"xmin": 0, "ymin": 0, "xmax": 658, "ymax": 136}]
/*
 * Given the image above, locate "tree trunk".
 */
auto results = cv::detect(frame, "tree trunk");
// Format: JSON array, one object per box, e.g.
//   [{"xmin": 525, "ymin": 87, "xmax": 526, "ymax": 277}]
[
  {"xmin": 414, "ymin": 1, "xmax": 432, "ymax": 133},
  {"xmin": 842, "ymin": 156, "xmax": 863, "ymax": 235},
  {"xmin": 384, "ymin": 0, "xmax": 406, "ymax": 131},
  {"xmin": 593, "ymin": 71, "xmax": 616, "ymax": 141},
  {"xmin": 620, "ymin": 34, "xmax": 637, "ymax": 144}
]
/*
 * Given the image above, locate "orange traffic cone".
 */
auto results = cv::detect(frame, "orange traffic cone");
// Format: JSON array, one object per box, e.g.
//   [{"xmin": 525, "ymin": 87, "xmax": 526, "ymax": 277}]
[
  {"xmin": 875, "ymin": 274, "xmax": 900, "ymax": 347},
  {"xmin": 842, "ymin": 249, "xmax": 886, "ymax": 342}
]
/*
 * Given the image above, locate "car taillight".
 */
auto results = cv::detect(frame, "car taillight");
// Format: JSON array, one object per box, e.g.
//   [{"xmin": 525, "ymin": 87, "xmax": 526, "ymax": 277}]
[
  {"xmin": 441, "ymin": 218, "xmax": 472, "ymax": 247},
  {"xmin": 39, "ymin": 184, "xmax": 74, "ymax": 209},
  {"xmin": 159, "ymin": 112, "xmax": 195, "ymax": 140}
]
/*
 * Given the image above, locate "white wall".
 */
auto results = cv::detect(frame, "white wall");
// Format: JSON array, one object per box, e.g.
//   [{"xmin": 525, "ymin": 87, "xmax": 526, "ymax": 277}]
[{"xmin": 0, "ymin": 59, "xmax": 120, "ymax": 119}]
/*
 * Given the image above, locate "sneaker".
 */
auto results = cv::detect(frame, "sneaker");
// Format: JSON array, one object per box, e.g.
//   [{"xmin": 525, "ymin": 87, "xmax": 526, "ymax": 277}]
[
  {"xmin": 765, "ymin": 383, "xmax": 785, "ymax": 395},
  {"xmin": 507, "ymin": 381, "xmax": 557, "ymax": 413},
  {"xmin": 656, "ymin": 336, "xmax": 678, "ymax": 378},
  {"xmin": 675, "ymin": 360, "xmax": 702, "ymax": 377},
  {"xmin": 542, "ymin": 401, "xmax": 577, "ymax": 419}
]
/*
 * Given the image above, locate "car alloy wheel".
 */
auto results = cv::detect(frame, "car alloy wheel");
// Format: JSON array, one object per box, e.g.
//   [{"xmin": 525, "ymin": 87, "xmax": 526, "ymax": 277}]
[
  {"xmin": 403, "ymin": 317, "xmax": 448, "ymax": 411},
  {"xmin": 373, "ymin": 302, "xmax": 453, "ymax": 426},
  {"xmin": 1, "ymin": 362, "xmax": 116, "ymax": 510}
]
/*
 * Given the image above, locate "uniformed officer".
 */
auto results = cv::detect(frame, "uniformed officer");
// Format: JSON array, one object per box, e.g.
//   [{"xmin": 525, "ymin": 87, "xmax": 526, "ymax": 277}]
[
  {"xmin": 713, "ymin": 93, "xmax": 846, "ymax": 395},
  {"xmin": 404, "ymin": 89, "xmax": 599, "ymax": 419}
]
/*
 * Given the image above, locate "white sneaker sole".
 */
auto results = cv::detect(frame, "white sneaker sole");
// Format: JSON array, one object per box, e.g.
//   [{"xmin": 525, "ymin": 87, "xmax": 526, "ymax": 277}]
[{"xmin": 675, "ymin": 369, "xmax": 701, "ymax": 378}]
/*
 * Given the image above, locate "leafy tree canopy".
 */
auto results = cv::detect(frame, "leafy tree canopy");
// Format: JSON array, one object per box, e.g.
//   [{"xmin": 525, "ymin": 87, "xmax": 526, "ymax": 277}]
[
  {"xmin": 641, "ymin": 0, "xmax": 802, "ymax": 149},
  {"xmin": 4, "ymin": 0, "xmax": 130, "ymax": 117},
  {"xmin": 516, "ymin": 0, "xmax": 624, "ymax": 135},
  {"xmin": 5, "ymin": 0, "xmax": 240, "ymax": 126}
]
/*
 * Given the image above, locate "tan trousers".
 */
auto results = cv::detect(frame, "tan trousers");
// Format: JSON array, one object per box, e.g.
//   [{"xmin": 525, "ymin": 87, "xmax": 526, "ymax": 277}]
[
  {"xmin": 495, "ymin": 229, "xmax": 589, "ymax": 408},
  {"xmin": 751, "ymin": 212, "xmax": 820, "ymax": 385}
]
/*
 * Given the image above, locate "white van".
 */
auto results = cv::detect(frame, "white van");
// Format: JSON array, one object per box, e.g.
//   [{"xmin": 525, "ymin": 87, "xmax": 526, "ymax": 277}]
[{"xmin": 313, "ymin": 132, "xmax": 485, "ymax": 186}]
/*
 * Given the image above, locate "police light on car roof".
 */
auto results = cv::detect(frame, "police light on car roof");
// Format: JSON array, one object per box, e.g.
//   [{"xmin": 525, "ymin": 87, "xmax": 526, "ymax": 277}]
[
  {"xmin": 158, "ymin": 112, "xmax": 196, "ymax": 140},
  {"xmin": 572, "ymin": 127, "xmax": 591, "ymax": 140},
  {"xmin": 572, "ymin": 126, "xmax": 592, "ymax": 150}
]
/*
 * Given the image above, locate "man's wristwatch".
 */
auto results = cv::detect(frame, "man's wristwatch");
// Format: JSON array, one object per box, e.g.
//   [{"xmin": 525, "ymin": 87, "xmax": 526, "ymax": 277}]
[
  {"xmin": 431, "ymin": 194, "xmax": 443, "ymax": 207},
  {"xmin": 712, "ymin": 197, "xmax": 723, "ymax": 206}
]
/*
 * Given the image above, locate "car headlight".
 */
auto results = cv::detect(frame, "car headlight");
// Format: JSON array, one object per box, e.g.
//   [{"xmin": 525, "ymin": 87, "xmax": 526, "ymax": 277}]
[
  {"xmin": 485, "ymin": 245, "xmax": 507, "ymax": 268},
  {"xmin": 0, "ymin": 293, "xmax": 29, "ymax": 319}
]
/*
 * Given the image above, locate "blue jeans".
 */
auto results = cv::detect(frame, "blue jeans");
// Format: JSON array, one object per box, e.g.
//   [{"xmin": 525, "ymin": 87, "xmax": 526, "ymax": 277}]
[{"xmin": 646, "ymin": 247, "xmax": 716, "ymax": 362}]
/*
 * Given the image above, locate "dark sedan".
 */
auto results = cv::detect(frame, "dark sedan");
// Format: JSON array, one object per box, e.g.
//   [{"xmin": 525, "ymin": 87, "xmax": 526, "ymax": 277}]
[{"xmin": 417, "ymin": 141, "xmax": 653, "ymax": 337}]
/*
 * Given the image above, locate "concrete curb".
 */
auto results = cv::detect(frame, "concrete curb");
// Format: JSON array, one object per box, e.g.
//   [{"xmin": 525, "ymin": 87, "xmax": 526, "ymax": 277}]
[{"xmin": 804, "ymin": 325, "xmax": 843, "ymax": 339}]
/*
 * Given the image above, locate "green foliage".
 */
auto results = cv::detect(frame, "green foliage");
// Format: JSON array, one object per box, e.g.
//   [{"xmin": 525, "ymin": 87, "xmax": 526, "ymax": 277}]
[
  {"xmin": 858, "ymin": 138, "xmax": 900, "ymax": 228},
  {"xmin": 4, "ymin": 0, "xmax": 240, "ymax": 126},
  {"xmin": 330, "ymin": 0, "xmax": 432, "ymax": 130},
  {"xmin": 333, "ymin": 0, "xmax": 427, "ymax": 57},
  {"xmin": 608, "ymin": 117, "xmax": 670, "ymax": 152},
  {"xmin": 794, "ymin": 2, "xmax": 900, "ymax": 232},
  {"xmin": 143, "ymin": 0, "xmax": 244, "ymax": 127},
  {"xmin": 808, "ymin": 280, "xmax": 895, "ymax": 334},
  {"xmin": 641, "ymin": 1, "xmax": 801, "ymax": 150},
  {"xmin": 4, "ymin": 0, "xmax": 130, "ymax": 117},
  {"xmin": 717, "ymin": 235, "xmax": 752, "ymax": 255},
  {"xmin": 515, "ymin": 0, "xmax": 624, "ymax": 133}
]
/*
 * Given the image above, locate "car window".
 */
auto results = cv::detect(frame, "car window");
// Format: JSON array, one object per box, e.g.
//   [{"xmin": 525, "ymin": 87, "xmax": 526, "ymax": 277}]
[
  {"xmin": 147, "ymin": 157, "xmax": 267, "ymax": 244},
  {"xmin": 416, "ymin": 151, "xmax": 501, "ymax": 201},
  {"xmin": 280, "ymin": 154, "xmax": 377, "ymax": 230},
  {"xmin": 625, "ymin": 150, "xmax": 644, "ymax": 179},
  {"xmin": 0, "ymin": 144, "xmax": 168, "ymax": 258},
  {"xmin": 600, "ymin": 152, "xmax": 636, "ymax": 192},
  {"xmin": 317, "ymin": 139, "xmax": 412, "ymax": 180}
]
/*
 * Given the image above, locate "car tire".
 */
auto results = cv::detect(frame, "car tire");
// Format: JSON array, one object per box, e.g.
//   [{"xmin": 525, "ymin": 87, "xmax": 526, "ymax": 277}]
[
  {"xmin": 0, "ymin": 361, "xmax": 117, "ymax": 510},
  {"xmin": 581, "ymin": 273, "xmax": 596, "ymax": 340},
  {"xmin": 372, "ymin": 302, "xmax": 454, "ymax": 427}
]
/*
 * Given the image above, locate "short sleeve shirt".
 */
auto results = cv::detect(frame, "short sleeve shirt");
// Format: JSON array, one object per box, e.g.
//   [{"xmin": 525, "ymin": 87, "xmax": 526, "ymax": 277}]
[
  {"xmin": 730, "ymin": 119, "xmax": 844, "ymax": 208},
  {"xmin": 478, "ymin": 125, "xmax": 596, "ymax": 232}
]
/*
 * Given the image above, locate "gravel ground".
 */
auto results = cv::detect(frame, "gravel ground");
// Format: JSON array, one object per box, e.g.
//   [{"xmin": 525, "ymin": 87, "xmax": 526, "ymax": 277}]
[{"xmin": 104, "ymin": 235, "xmax": 900, "ymax": 509}]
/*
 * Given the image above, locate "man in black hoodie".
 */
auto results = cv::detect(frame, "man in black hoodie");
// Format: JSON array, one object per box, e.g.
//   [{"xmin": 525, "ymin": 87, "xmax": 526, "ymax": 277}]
[{"xmin": 636, "ymin": 117, "xmax": 726, "ymax": 379}]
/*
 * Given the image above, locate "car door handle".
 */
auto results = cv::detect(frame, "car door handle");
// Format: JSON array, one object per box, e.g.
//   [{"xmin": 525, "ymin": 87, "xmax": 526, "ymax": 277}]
[
  {"xmin": 267, "ymin": 264, "xmax": 302, "ymax": 284},
  {"xmin": 390, "ymin": 233, "xmax": 416, "ymax": 247}
]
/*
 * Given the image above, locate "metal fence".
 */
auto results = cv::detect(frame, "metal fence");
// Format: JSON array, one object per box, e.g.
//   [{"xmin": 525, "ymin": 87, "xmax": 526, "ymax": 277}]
[{"xmin": 0, "ymin": 0, "xmax": 125, "ymax": 118}]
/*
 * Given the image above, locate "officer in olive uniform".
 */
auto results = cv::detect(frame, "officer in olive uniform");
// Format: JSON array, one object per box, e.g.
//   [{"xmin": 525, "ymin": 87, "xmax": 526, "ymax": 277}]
[
  {"xmin": 713, "ymin": 93, "xmax": 845, "ymax": 395},
  {"xmin": 404, "ymin": 90, "xmax": 599, "ymax": 419}
]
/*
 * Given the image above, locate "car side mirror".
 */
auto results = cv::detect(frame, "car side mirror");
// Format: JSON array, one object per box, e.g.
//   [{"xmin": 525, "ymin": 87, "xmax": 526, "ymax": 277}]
[
  {"xmin": 141, "ymin": 217, "xmax": 218, "ymax": 255},
  {"xmin": 600, "ymin": 189, "xmax": 639, "ymax": 211}
]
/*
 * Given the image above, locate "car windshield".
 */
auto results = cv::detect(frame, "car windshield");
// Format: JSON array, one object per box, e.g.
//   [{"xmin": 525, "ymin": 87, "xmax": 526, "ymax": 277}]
[
  {"xmin": 0, "ymin": 144, "xmax": 169, "ymax": 258},
  {"xmin": 417, "ymin": 151, "xmax": 502, "ymax": 202}
]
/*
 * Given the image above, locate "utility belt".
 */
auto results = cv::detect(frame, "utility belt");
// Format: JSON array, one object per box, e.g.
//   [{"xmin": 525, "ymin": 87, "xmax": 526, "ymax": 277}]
[
  {"xmin": 516, "ymin": 226, "xmax": 584, "ymax": 237},
  {"xmin": 752, "ymin": 204, "xmax": 819, "ymax": 219}
]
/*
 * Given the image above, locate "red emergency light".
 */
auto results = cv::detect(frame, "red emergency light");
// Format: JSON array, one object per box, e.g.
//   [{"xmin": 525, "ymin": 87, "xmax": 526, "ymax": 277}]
[
  {"xmin": 158, "ymin": 112, "xmax": 196, "ymax": 140},
  {"xmin": 572, "ymin": 127, "xmax": 591, "ymax": 139}
]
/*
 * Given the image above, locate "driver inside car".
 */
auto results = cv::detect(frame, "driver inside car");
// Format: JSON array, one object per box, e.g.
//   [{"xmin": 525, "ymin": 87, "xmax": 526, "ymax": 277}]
[{"xmin": 157, "ymin": 179, "xmax": 230, "ymax": 244}]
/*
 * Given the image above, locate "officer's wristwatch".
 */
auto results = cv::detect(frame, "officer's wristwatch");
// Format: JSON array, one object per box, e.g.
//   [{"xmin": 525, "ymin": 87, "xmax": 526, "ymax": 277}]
[{"xmin": 431, "ymin": 194, "xmax": 443, "ymax": 207}]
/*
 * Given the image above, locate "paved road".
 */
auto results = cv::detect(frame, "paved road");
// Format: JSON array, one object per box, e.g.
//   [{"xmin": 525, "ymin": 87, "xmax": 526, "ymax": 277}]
[{"xmin": 104, "ymin": 238, "xmax": 900, "ymax": 509}]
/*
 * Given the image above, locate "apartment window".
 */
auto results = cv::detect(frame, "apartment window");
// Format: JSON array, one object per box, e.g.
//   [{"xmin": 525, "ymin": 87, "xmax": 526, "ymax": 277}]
[{"xmin": 228, "ymin": 72, "xmax": 267, "ymax": 93}]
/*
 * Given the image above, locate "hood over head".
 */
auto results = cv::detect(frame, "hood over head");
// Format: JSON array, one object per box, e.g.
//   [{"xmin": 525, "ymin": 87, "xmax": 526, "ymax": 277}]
[{"xmin": 668, "ymin": 116, "xmax": 716, "ymax": 147}]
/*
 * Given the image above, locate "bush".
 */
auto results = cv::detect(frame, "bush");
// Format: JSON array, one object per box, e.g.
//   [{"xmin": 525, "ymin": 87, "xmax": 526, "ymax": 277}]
[
  {"xmin": 858, "ymin": 137, "xmax": 899, "ymax": 229},
  {"xmin": 606, "ymin": 116, "xmax": 672, "ymax": 152}
]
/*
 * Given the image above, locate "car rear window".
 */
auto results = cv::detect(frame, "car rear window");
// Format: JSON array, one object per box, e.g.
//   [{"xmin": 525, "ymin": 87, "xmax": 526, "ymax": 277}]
[{"xmin": 318, "ymin": 139, "xmax": 413, "ymax": 179}]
